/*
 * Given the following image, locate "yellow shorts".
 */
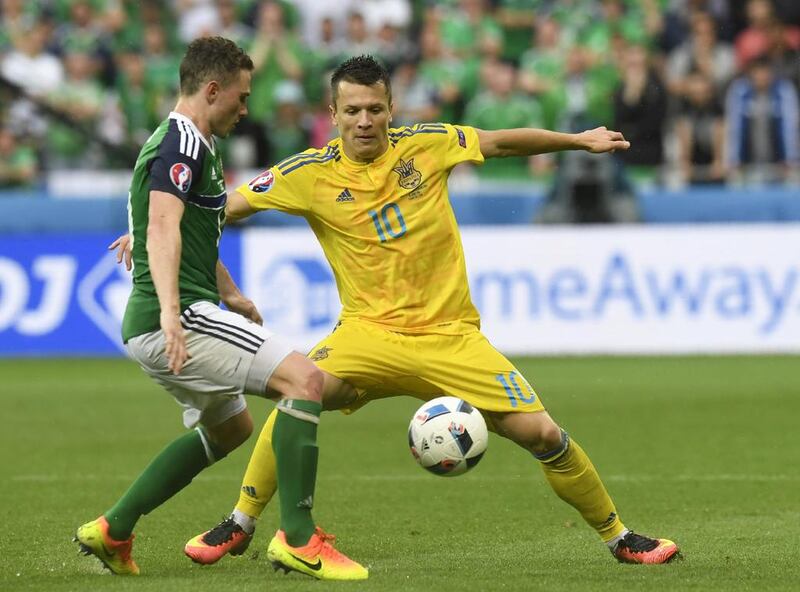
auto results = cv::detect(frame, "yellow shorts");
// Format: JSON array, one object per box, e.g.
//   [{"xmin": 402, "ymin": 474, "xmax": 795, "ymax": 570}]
[{"xmin": 307, "ymin": 319, "xmax": 546, "ymax": 415}]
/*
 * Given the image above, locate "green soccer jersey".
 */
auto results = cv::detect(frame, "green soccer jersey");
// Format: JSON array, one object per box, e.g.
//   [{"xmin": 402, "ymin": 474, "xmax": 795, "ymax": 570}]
[{"xmin": 121, "ymin": 112, "xmax": 227, "ymax": 342}]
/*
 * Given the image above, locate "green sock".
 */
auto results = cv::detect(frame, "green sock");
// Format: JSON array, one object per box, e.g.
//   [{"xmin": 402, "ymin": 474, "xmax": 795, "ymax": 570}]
[
  {"xmin": 272, "ymin": 399, "xmax": 322, "ymax": 547},
  {"xmin": 104, "ymin": 429, "xmax": 219, "ymax": 541}
]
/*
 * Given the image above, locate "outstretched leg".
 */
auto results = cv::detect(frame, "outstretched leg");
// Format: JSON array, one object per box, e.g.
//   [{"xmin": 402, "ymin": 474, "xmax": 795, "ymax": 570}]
[{"xmin": 489, "ymin": 410, "xmax": 679, "ymax": 564}]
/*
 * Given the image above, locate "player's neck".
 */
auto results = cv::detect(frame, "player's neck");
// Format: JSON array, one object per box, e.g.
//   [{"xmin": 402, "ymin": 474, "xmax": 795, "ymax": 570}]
[
  {"xmin": 173, "ymin": 98, "xmax": 212, "ymax": 143},
  {"xmin": 341, "ymin": 141, "xmax": 390, "ymax": 164}
]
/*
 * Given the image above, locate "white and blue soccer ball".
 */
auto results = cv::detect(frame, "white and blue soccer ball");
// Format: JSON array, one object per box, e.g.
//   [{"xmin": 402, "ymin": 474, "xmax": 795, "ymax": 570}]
[{"xmin": 408, "ymin": 396, "xmax": 488, "ymax": 477}]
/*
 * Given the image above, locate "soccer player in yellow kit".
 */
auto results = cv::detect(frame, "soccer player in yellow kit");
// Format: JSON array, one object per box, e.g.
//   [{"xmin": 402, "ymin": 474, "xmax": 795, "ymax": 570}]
[{"xmin": 184, "ymin": 55, "xmax": 680, "ymax": 573}]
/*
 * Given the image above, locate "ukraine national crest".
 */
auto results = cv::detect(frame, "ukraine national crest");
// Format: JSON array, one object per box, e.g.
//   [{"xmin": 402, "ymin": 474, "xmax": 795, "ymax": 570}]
[
  {"xmin": 169, "ymin": 162, "xmax": 192, "ymax": 193},
  {"xmin": 392, "ymin": 158, "xmax": 422, "ymax": 190}
]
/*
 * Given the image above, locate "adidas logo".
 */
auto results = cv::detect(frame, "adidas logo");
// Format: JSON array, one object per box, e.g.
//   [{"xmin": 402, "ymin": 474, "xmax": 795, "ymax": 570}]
[{"xmin": 336, "ymin": 188, "xmax": 354, "ymax": 202}]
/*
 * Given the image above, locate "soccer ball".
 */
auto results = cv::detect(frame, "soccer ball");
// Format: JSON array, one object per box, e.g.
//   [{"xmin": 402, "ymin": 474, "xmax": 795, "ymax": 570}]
[{"xmin": 407, "ymin": 396, "xmax": 488, "ymax": 476}]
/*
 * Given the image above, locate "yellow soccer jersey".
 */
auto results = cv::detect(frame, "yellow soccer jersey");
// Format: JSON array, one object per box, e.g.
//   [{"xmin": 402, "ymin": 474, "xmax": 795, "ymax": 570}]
[{"xmin": 238, "ymin": 123, "xmax": 485, "ymax": 333}]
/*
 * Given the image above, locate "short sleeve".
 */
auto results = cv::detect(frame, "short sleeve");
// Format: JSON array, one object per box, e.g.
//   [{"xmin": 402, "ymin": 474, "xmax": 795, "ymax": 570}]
[
  {"xmin": 441, "ymin": 124, "xmax": 485, "ymax": 170},
  {"xmin": 236, "ymin": 165, "xmax": 310, "ymax": 215},
  {"xmin": 149, "ymin": 148, "xmax": 204, "ymax": 201}
]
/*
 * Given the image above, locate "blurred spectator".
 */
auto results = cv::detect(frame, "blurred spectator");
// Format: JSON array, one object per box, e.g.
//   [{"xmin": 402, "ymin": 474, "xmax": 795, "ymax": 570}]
[
  {"xmin": 115, "ymin": 49, "xmax": 158, "ymax": 146},
  {"xmin": 175, "ymin": 0, "xmax": 221, "ymax": 42},
  {"xmin": 735, "ymin": 0, "xmax": 800, "ymax": 70},
  {"xmin": 1, "ymin": 19, "xmax": 63, "ymax": 138},
  {"xmin": 561, "ymin": 45, "xmax": 618, "ymax": 130},
  {"xmin": 417, "ymin": 23, "xmax": 467, "ymax": 122},
  {"xmin": 1, "ymin": 19, "xmax": 63, "ymax": 98},
  {"xmin": 582, "ymin": 0, "xmax": 660, "ymax": 58},
  {"xmin": 142, "ymin": 23, "xmax": 180, "ymax": 118},
  {"xmin": 249, "ymin": 1, "xmax": 304, "ymax": 120},
  {"xmin": 0, "ymin": 125, "xmax": 37, "ymax": 188},
  {"xmin": 53, "ymin": 0, "xmax": 107, "ymax": 55},
  {"xmin": 494, "ymin": 0, "xmax": 538, "ymax": 62},
  {"xmin": 666, "ymin": 11, "xmax": 736, "ymax": 97},
  {"xmin": 264, "ymin": 80, "xmax": 309, "ymax": 162},
  {"xmin": 216, "ymin": 0, "xmax": 253, "ymax": 48},
  {"xmin": 0, "ymin": 0, "xmax": 42, "ymax": 54},
  {"xmin": 332, "ymin": 11, "xmax": 377, "ymax": 62},
  {"xmin": 763, "ymin": 17, "xmax": 800, "ymax": 91},
  {"xmin": 612, "ymin": 43, "xmax": 667, "ymax": 173},
  {"xmin": 391, "ymin": 60, "xmax": 440, "ymax": 127},
  {"xmin": 308, "ymin": 77, "xmax": 336, "ymax": 148},
  {"xmin": 45, "ymin": 50, "xmax": 111, "ymax": 168},
  {"xmin": 675, "ymin": 71, "xmax": 726, "ymax": 184},
  {"xmin": 464, "ymin": 59, "xmax": 544, "ymax": 179},
  {"xmin": 236, "ymin": 1, "xmax": 304, "ymax": 165},
  {"xmin": 726, "ymin": 56, "xmax": 799, "ymax": 183},
  {"xmin": 375, "ymin": 23, "xmax": 414, "ymax": 73},
  {"xmin": 519, "ymin": 17, "xmax": 567, "ymax": 130},
  {"xmin": 660, "ymin": 0, "xmax": 734, "ymax": 51},
  {"xmin": 440, "ymin": 0, "xmax": 503, "ymax": 60},
  {"xmin": 288, "ymin": 0, "xmax": 354, "ymax": 49},
  {"xmin": 357, "ymin": 0, "xmax": 412, "ymax": 34}
]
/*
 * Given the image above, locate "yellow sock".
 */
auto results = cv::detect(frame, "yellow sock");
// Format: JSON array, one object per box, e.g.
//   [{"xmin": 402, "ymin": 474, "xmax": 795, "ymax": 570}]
[
  {"xmin": 235, "ymin": 408, "xmax": 279, "ymax": 518},
  {"xmin": 537, "ymin": 432, "xmax": 626, "ymax": 543}
]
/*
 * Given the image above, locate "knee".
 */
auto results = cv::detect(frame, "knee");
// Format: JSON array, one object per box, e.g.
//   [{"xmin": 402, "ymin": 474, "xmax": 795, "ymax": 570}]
[
  {"xmin": 533, "ymin": 419, "xmax": 564, "ymax": 454},
  {"xmin": 496, "ymin": 411, "xmax": 563, "ymax": 456},
  {"xmin": 207, "ymin": 412, "xmax": 253, "ymax": 454},
  {"xmin": 291, "ymin": 363, "xmax": 324, "ymax": 403}
]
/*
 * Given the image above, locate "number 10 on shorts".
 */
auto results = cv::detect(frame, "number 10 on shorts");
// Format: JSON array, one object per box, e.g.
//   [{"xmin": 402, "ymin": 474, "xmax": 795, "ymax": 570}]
[{"xmin": 495, "ymin": 371, "xmax": 536, "ymax": 408}]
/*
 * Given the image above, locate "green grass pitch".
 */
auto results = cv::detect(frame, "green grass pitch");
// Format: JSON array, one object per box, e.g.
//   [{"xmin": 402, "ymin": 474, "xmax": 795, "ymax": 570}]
[{"xmin": 1, "ymin": 356, "xmax": 798, "ymax": 591}]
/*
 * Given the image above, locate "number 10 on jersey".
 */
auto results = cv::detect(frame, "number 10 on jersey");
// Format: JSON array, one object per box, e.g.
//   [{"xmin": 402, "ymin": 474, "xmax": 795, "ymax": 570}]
[{"xmin": 368, "ymin": 202, "xmax": 407, "ymax": 242}]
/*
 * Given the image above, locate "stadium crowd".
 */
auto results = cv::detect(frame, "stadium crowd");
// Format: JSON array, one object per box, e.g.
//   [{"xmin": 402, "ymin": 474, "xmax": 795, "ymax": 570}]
[{"xmin": 1, "ymin": 0, "xmax": 800, "ymax": 189}]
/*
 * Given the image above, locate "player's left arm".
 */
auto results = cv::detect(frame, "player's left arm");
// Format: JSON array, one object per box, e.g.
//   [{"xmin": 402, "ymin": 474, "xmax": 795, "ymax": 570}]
[
  {"xmin": 216, "ymin": 259, "xmax": 262, "ymax": 325},
  {"xmin": 475, "ymin": 126, "xmax": 630, "ymax": 159}
]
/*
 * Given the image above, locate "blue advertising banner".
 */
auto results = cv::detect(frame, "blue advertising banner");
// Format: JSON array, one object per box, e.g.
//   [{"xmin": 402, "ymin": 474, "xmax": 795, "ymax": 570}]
[{"xmin": 0, "ymin": 232, "xmax": 241, "ymax": 356}]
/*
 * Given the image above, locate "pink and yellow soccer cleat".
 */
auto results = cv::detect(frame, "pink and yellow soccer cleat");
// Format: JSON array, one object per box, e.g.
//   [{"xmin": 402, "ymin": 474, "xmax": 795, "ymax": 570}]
[
  {"xmin": 612, "ymin": 532, "xmax": 680, "ymax": 564},
  {"xmin": 267, "ymin": 527, "xmax": 368, "ymax": 580},
  {"xmin": 184, "ymin": 517, "xmax": 252, "ymax": 564},
  {"xmin": 74, "ymin": 516, "xmax": 140, "ymax": 575}
]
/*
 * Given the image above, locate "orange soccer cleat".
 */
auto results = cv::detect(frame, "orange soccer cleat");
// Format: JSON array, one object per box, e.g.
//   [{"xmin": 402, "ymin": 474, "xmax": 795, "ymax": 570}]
[
  {"xmin": 266, "ymin": 527, "xmax": 368, "ymax": 580},
  {"xmin": 74, "ymin": 516, "xmax": 140, "ymax": 575},
  {"xmin": 612, "ymin": 531, "xmax": 680, "ymax": 564},
  {"xmin": 184, "ymin": 517, "xmax": 253, "ymax": 564}
]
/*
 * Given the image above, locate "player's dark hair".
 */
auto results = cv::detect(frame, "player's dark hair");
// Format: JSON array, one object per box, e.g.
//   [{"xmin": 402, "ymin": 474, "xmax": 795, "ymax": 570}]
[
  {"xmin": 179, "ymin": 36, "xmax": 253, "ymax": 95},
  {"xmin": 330, "ymin": 55, "xmax": 392, "ymax": 105}
]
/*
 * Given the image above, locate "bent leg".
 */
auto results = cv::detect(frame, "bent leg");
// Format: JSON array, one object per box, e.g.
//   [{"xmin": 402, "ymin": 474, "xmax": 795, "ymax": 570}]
[
  {"xmin": 489, "ymin": 410, "xmax": 626, "ymax": 544},
  {"xmin": 263, "ymin": 352, "xmax": 324, "ymax": 546},
  {"xmin": 104, "ymin": 410, "xmax": 249, "ymax": 541},
  {"xmin": 235, "ymin": 368, "xmax": 356, "ymax": 525}
]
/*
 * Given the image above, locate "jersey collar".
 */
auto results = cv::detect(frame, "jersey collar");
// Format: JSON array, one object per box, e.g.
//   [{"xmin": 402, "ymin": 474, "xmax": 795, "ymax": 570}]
[
  {"xmin": 336, "ymin": 138, "xmax": 394, "ymax": 169},
  {"xmin": 169, "ymin": 111, "xmax": 216, "ymax": 155}
]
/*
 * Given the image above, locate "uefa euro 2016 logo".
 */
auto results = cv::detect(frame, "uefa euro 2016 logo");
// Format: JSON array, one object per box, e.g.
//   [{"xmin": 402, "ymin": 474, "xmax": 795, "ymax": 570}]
[
  {"xmin": 169, "ymin": 163, "xmax": 192, "ymax": 193},
  {"xmin": 248, "ymin": 169, "xmax": 275, "ymax": 193}
]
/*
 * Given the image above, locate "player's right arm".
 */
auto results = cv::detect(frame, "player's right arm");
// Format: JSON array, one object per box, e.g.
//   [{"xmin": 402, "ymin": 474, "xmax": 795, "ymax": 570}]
[{"xmin": 147, "ymin": 190, "xmax": 189, "ymax": 375}]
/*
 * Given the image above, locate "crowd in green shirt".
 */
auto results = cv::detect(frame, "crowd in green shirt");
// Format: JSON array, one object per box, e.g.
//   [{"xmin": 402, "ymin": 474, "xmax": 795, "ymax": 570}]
[{"xmin": 1, "ymin": 0, "xmax": 778, "ymax": 184}]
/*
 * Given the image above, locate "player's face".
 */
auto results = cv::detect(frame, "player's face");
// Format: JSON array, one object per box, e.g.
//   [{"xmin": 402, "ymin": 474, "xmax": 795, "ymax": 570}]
[
  {"xmin": 331, "ymin": 81, "xmax": 392, "ymax": 162},
  {"xmin": 209, "ymin": 69, "xmax": 251, "ymax": 137}
]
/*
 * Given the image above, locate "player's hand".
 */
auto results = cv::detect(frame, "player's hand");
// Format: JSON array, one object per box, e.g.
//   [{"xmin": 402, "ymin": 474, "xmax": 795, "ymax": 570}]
[
  {"xmin": 577, "ymin": 126, "xmax": 630, "ymax": 154},
  {"xmin": 160, "ymin": 312, "xmax": 189, "ymax": 375},
  {"xmin": 109, "ymin": 234, "xmax": 132, "ymax": 271},
  {"xmin": 225, "ymin": 295, "xmax": 264, "ymax": 325}
]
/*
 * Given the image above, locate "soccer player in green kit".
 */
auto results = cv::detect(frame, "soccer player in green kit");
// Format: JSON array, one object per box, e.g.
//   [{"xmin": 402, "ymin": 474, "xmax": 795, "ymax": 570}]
[{"xmin": 73, "ymin": 37, "xmax": 366, "ymax": 581}]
